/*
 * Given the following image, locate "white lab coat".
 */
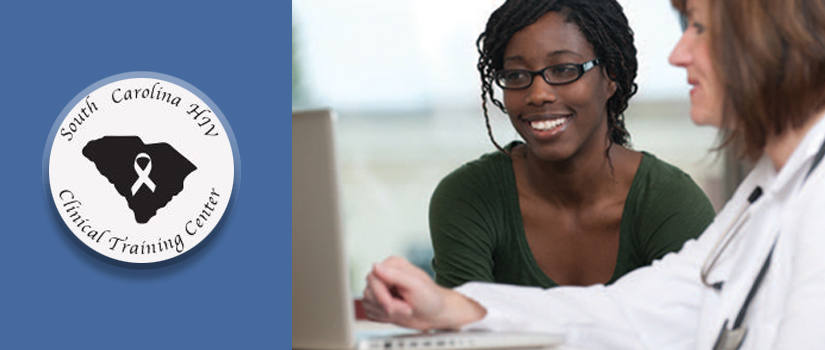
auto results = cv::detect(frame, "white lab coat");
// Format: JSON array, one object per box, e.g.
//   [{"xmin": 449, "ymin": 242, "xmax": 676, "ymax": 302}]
[{"xmin": 455, "ymin": 113, "xmax": 825, "ymax": 349}]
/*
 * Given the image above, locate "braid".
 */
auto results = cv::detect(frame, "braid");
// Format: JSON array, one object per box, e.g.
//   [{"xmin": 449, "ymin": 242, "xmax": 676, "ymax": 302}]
[
  {"xmin": 477, "ymin": 34, "xmax": 506, "ymax": 154},
  {"xmin": 477, "ymin": 1, "xmax": 558, "ymax": 155},
  {"xmin": 476, "ymin": 0, "xmax": 638, "ymax": 159}
]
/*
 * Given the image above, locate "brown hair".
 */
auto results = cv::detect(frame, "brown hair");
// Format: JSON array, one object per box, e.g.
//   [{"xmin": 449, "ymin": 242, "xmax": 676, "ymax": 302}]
[{"xmin": 673, "ymin": 0, "xmax": 825, "ymax": 159}]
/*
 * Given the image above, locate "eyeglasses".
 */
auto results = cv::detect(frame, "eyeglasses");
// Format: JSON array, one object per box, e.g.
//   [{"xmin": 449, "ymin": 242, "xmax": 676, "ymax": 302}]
[{"xmin": 494, "ymin": 58, "xmax": 600, "ymax": 90}]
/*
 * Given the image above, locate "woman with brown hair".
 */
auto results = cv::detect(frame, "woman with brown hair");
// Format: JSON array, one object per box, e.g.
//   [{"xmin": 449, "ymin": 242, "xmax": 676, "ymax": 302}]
[{"xmin": 361, "ymin": 0, "xmax": 825, "ymax": 348}]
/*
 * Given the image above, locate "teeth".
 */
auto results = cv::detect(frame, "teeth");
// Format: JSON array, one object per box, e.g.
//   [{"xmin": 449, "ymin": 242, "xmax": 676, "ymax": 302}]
[{"xmin": 530, "ymin": 118, "xmax": 566, "ymax": 131}]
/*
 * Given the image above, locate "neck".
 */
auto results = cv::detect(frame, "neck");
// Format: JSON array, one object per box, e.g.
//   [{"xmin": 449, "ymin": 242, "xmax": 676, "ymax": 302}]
[
  {"xmin": 522, "ymin": 139, "xmax": 623, "ymax": 208},
  {"xmin": 764, "ymin": 111, "xmax": 825, "ymax": 171}
]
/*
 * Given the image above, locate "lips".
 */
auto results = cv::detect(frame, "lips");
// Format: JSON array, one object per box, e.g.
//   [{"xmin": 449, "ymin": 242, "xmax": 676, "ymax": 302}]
[
  {"xmin": 687, "ymin": 77, "xmax": 700, "ymax": 97},
  {"xmin": 520, "ymin": 114, "xmax": 572, "ymax": 138},
  {"xmin": 529, "ymin": 118, "xmax": 566, "ymax": 131}
]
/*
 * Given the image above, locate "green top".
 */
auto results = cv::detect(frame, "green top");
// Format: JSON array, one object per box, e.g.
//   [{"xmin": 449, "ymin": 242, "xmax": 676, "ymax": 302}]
[{"xmin": 429, "ymin": 144, "xmax": 716, "ymax": 288}]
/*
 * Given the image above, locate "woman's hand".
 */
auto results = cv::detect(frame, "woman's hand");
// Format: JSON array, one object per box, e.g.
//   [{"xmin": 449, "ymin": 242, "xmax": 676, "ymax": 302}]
[{"xmin": 361, "ymin": 256, "xmax": 486, "ymax": 330}]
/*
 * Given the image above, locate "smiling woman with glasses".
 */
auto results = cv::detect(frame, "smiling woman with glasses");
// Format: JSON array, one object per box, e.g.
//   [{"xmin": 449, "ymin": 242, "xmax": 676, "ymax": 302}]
[{"xmin": 381, "ymin": 0, "xmax": 716, "ymax": 295}]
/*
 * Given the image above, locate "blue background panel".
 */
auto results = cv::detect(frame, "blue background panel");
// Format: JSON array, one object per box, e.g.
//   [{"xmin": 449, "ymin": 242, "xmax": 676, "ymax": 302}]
[{"xmin": 0, "ymin": 1, "xmax": 290, "ymax": 348}]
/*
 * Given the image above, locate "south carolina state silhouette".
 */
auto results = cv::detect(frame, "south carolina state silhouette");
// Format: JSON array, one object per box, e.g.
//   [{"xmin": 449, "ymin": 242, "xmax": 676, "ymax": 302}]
[{"xmin": 82, "ymin": 136, "xmax": 197, "ymax": 223}]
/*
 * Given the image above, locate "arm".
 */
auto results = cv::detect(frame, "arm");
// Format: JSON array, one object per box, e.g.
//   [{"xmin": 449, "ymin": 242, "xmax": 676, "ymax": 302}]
[
  {"xmin": 635, "ymin": 162, "xmax": 716, "ymax": 262},
  {"xmin": 429, "ymin": 165, "xmax": 498, "ymax": 287},
  {"xmin": 362, "ymin": 256, "xmax": 487, "ymax": 330},
  {"xmin": 640, "ymin": 187, "xmax": 715, "ymax": 262}
]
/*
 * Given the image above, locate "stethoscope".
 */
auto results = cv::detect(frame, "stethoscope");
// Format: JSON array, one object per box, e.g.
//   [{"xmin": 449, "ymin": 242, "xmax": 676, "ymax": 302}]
[
  {"xmin": 700, "ymin": 186, "xmax": 763, "ymax": 291},
  {"xmin": 699, "ymin": 185, "xmax": 767, "ymax": 350}
]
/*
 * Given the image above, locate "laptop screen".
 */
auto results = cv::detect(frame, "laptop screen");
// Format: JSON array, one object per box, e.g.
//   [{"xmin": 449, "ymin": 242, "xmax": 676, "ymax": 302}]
[{"xmin": 292, "ymin": 109, "xmax": 356, "ymax": 349}]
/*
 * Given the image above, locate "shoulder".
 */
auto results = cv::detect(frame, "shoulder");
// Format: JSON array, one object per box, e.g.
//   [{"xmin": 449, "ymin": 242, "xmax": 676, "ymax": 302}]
[
  {"xmin": 429, "ymin": 148, "xmax": 516, "ymax": 286},
  {"xmin": 627, "ymin": 152, "xmax": 715, "ymax": 233},
  {"xmin": 632, "ymin": 152, "xmax": 713, "ymax": 206},
  {"xmin": 432, "ymin": 147, "xmax": 512, "ymax": 200},
  {"xmin": 429, "ymin": 146, "xmax": 516, "ymax": 237},
  {"xmin": 624, "ymin": 152, "xmax": 716, "ymax": 260},
  {"xmin": 637, "ymin": 152, "xmax": 698, "ymax": 186}
]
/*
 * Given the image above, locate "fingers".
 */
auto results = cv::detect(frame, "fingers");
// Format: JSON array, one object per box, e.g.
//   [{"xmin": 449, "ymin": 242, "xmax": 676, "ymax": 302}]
[
  {"xmin": 362, "ymin": 295, "xmax": 389, "ymax": 322},
  {"xmin": 362, "ymin": 284, "xmax": 388, "ymax": 318},
  {"xmin": 362, "ymin": 274, "xmax": 389, "ymax": 322},
  {"xmin": 373, "ymin": 260, "xmax": 420, "ymax": 292},
  {"xmin": 363, "ymin": 256, "xmax": 445, "ymax": 330},
  {"xmin": 367, "ymin": 266, "xmax": 413, "ymax": 318}
]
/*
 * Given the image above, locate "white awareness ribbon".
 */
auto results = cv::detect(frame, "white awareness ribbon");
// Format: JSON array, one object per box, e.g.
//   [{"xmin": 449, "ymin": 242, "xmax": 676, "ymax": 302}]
[{"xmin": 131, "ymin": 152, "xmax": 157, "ymax": 195}]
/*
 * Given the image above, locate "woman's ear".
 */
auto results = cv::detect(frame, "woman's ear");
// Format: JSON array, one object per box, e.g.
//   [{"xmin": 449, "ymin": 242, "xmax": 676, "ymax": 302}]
[
  {"xmin": 602, "ymin": 68, "xmax": 618, "ymax": 98},
  {"xmin": 607, "ymin": 79, "xmax": 617, "ymax": 98}
]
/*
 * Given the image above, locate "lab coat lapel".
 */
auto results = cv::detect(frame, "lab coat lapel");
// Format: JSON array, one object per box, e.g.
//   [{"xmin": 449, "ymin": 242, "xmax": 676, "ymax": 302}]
[{"xmin": 694, "ymin": 158, "xmax": 779, "ymax": 349}]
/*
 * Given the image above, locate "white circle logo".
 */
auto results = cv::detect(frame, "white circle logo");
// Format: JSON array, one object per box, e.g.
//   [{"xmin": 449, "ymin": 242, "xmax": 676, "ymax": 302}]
[{"xmin": 46, "ymin": 72, "xmax": 237, "ymax": 264}]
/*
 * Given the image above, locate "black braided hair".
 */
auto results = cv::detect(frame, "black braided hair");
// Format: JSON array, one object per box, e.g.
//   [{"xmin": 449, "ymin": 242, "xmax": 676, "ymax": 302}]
[{"xmin": 477, "ymin": 0, "xmax": 638, "ymax": 157}]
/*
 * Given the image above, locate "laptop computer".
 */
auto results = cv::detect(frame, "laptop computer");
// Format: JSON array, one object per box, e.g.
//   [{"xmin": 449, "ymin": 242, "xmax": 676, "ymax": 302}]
[{"xmin": 292, "ymin": 109, "xmax": 564, "ymax": 350}]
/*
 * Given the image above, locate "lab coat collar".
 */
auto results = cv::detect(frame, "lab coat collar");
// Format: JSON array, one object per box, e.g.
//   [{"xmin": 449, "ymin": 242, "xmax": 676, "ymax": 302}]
[{"xmin": 761, "ymin": 111, "xmax": 825, "ymax": 198}]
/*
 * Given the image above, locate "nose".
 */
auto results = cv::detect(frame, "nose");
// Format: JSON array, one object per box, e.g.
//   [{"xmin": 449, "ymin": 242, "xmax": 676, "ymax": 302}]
[
  {"xmin": 525, "ymin": 75, "xmax": 557, "ymax": 106},
  {"xmin": 669, "ymin": 31, "xmax": 692, "ymax": 68}
]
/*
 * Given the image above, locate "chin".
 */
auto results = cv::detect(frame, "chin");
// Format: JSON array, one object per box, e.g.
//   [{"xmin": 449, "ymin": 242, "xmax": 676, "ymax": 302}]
[
  {"xmin": 527, "ymin": 143, "xmax": 575, "ymax": 162},
  {"xmin": 689, "ymin": 109, "xmax": 722, "ymax": 127}
]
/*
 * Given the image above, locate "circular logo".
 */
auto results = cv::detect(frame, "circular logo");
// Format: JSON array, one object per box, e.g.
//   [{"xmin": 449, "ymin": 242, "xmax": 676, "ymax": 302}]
[{"xmin": 46, "ymin": 72, "xmax": 237, "ymax": 264}]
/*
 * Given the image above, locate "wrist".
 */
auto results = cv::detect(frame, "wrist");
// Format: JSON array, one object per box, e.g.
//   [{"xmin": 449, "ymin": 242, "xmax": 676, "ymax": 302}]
[{"xmin": 433, "ymin": 287, "xmax": 487, "ymax": 330}]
